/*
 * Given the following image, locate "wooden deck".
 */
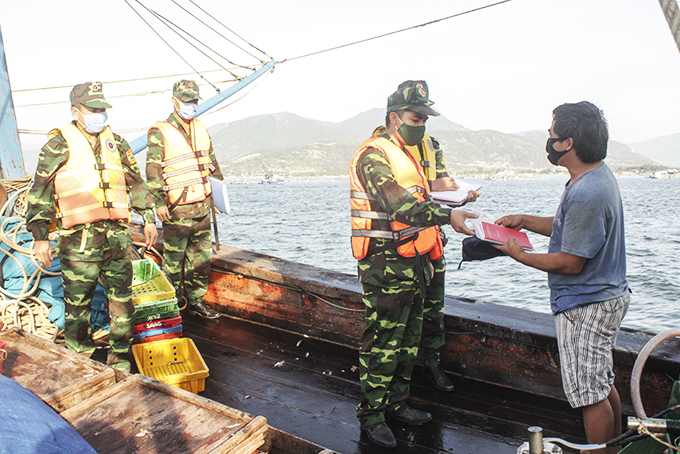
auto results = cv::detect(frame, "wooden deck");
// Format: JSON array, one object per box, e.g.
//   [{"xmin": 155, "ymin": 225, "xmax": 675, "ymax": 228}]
[{"xmin": 180, "ymin": 312, "xmax": 587, "ymax": 454}]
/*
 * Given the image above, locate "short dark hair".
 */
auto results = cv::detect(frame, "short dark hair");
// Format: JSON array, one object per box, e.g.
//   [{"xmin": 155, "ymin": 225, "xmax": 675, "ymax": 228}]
[{"xmin": 552, "ymin": 101, "xmax": 608, "ymax": 163}]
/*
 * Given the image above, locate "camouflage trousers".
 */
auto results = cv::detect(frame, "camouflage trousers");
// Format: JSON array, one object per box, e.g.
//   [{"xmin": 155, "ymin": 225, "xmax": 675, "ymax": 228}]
[
  {"xmin": 61, "ymin": 256, "xmax": 134, "ymax": 372},
  {"xmin": 421, "ymin": 256, "xmax": 446, "ymax": 367},
  {"xmin": 357, "ymin": 281, "xmax": 424, "ymax": 426},
  {"xmin": 163, "ymin": 213, "xmax": 212, "ymax": 305}
]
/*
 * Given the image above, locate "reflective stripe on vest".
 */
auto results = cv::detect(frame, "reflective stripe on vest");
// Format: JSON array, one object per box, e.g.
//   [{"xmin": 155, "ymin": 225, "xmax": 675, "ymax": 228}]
[
  {"xmin": 152, "ymin": 119, "xmax": 212, "ymax": 206},
  {"xmin": 405, "ymin": 133, "xmax": 437, "ymax": 182},
  {"xmin": 349, "ymin": 136, "xmax": 443, "ymax": 260},
  {"xmin": 52, "ymin": 124, "xmax": 130, "ymax": 229}
]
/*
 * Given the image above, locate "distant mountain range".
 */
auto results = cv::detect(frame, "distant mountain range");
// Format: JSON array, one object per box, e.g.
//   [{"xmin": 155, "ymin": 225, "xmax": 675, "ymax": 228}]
[
  {"xmin": 209, "ymin": 109, "xmax": 662, "ymax": 177},
  {"xmin": 629, "ymin": 133, "xmax": 680, "ymax": 167}
]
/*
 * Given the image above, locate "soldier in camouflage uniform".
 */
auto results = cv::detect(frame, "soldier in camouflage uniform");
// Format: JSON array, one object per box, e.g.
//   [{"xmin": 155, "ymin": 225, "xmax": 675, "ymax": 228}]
[
  {"xmin": 146, "ymin": 80, "xmax": 223, "ymax": 319},
  {"xmin": 371, "ymin": 84, "xmax": 479, "ymax": 393},
  {"xmin": 350, "ymin": 81, "xmax": 477, "ymax": 448},
  {"xmin": 28, "ymin": 82, "xmax": 158, "ymax": 372}
]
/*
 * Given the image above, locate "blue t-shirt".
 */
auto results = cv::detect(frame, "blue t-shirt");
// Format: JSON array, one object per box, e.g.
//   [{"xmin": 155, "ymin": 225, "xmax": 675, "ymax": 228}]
[{"xmin": 548, "ymin": 162, "xmax": 628, "ymax": 314}]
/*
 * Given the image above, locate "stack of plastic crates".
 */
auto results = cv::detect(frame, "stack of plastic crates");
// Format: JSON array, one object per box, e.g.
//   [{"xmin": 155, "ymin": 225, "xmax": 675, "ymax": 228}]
[{"xmin": 131, "ymin": 259, "xmax": 182, "ymax": 344}]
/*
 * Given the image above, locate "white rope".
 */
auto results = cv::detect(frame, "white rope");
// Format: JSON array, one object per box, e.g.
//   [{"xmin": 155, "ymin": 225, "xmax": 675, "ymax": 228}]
[{"xmin": 0, "ymin": 177, "xmax": 60, "ymax": 342}]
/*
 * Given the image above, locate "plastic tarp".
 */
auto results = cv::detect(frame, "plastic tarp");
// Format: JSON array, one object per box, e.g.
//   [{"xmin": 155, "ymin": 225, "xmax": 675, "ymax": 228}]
[{"xmin": 0, "ymin": 374, "xmax": 97, "ymax": 454}]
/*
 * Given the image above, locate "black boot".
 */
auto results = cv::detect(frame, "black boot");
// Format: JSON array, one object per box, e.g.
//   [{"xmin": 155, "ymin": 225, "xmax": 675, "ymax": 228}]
[
  {"xmin": 388, "ymin": 405, "xmax": 432, "ymax": 425},
  {"xmin": 424, "ymin": 364, "xmax": 455, "ymax": 392},
  {"xmin": 362, "ymin": 421, "xmax": 397, "ymax": 448},
  {"xmin": 187, "ymin": 301, "xmax": 221, "ymax": 319}
]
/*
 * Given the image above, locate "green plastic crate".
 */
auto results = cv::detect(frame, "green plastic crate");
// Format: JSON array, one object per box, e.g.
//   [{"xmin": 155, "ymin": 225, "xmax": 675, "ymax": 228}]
[
  {"xmin": 131, "ymin": 260, "xmax": 175, "ymax": 305},
  {"xmin": 132, "ymin": 258, "xmax": 159, "ymax": 284},
  {"xmin": 134, "ymin": 308, "xmax": 181, "ymax": 325},
  {"xmin": 134, "ymin": 298, "xmax": 179, "ymax": 319}
]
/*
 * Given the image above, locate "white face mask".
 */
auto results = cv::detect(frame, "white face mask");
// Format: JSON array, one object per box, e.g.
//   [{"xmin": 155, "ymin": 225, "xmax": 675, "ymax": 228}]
[
  {"xmin": 174, "ymin": 99, "xmax": 197, "ymax": 120},
  {"xmin": 74, "ymin": 109, "xmax": 108, "ymax": 134}
]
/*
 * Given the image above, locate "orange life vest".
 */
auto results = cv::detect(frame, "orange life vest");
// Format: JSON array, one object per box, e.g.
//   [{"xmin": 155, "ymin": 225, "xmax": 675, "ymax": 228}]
[
  {"xmin": 152, "ymin": 119, "xmax": 212, "ymax": 206},
  {"xmin": 349, "ymin": 136, "xmax": 443, "ymax": 260},
  {"xmin": 52, "ymin": 124, "xmax": 130, "ymax": 229}
]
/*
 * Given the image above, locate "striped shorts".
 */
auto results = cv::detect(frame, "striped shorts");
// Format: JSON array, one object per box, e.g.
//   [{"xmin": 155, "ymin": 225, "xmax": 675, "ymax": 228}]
[{"xmin": 555, "ymin": 292, "xmax": 630, "ymax": 408}]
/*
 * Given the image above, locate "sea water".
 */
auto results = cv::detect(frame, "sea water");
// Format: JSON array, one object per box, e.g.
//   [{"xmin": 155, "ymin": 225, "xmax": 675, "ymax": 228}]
[{"xmin": 216, "ymin": 176, "xmax": 680, "ymax": 334}]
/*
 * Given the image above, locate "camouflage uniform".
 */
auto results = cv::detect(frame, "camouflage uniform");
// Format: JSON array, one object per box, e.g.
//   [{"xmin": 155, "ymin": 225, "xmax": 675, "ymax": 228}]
[
  {"xmin": 369, "ymin": 128, "xmax": 451, "ymax": 367},
  {"xmin": 26, "ymin": 83, "xmax": 156, "ymax": 372},
  {"xmin": 146, "ymin": 81, "xmax": 223, "ymax": 307},
  {"xmin": 354, "ymin": 135, "xmax": 452, "ymax": 427},
  {"xmin": 420, "ymin": 136, "xmax": 450, "ymax": 367}
]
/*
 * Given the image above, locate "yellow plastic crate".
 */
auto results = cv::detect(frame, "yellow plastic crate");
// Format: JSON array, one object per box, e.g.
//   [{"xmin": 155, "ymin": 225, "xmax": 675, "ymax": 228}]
[
  {"xmin": 131, "ymin": 270, "xmax": 175, "ymax": 305},
  {"xmin": 132, "ymin": 338, "xmax": 209, "ymax": 394}
]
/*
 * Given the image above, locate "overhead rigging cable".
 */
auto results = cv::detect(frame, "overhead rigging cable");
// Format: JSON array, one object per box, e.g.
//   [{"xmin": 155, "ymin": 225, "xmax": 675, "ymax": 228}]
[
  {"xmin": 133, "ymin": 0, "xmax": 249, "ymax": 79},
  {"xmin": 185, "ymin": 0, "xmax": 271, "ymax": 60},
  {"xmin": 12, "ymin": 68, "xmax": 241, "ymax": 93},
  {"xmin": 281, "ymin": 0, "xmax": 513, "ymax": 63},
  {"xmin": 200, "ymin": 68, "xmax": 273, "ymax": 118},
  {"xmin": 123, "ymin": 0, "xmax": 220, "ymax": 92},
  {"xmin": 14, "ymin": 78, "xmax": 239, "ymax": 108},
  {"xmin": 171, "ymin": 0, "xmax": 265, "ymax": 64}
]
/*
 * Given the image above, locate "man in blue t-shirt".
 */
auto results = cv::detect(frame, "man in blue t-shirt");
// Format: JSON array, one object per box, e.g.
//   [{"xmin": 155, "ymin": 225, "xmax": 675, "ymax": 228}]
[{"xmin": 495, "ymin": 101, "xmax": 629, "ymax": 454}]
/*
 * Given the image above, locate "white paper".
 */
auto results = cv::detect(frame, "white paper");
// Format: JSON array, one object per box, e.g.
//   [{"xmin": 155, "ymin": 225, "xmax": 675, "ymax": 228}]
[
  {"xmin": 430, "ymin": 180, "xmax": 482, "ymax": 206},
  {"xmin": 210, "ymin": 177, "xmax": 230, "ymax": 215}
]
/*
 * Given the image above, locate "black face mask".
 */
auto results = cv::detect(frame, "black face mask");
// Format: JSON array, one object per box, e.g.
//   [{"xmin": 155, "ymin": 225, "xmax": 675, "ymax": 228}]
[{"xmin": 546, "ymin": 137, "xmax": 570, "ymax": 166}]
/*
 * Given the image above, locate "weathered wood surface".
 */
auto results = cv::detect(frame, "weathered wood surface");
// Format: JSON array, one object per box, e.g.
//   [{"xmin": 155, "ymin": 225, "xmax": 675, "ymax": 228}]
[
  {"xmin": 0, "ymin": 327, "xmax": 116, "ymax": 412},
  {"xmin": 182, "ymin": 313, "xmax": 581, "ymax": 454},
  {"xmin": 200, "ymin": 242, "xmax": 680, "ymax": 417},
  {"xmin": 61, "ymin": 374, "xmax": 268, "ymax": 454}
]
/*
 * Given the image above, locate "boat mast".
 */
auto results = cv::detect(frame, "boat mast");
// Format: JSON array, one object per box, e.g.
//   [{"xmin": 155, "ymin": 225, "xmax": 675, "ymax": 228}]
[
  {"xmin": 658, "ymin": 0, "xmax": 680, "ymax": 53},
  {"xmin": 0, "ymin": 24, "xmax": 26, "ymax": 179},
  {"xmin": 128, "ymin": 59, "xmax": 277, "ymax": 154}
]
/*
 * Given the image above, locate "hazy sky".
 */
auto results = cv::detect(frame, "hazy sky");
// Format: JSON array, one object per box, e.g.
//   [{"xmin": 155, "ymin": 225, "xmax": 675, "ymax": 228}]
[{"xmin": 3, "ymin": 0, "xmax": 680, "ymax": 151}]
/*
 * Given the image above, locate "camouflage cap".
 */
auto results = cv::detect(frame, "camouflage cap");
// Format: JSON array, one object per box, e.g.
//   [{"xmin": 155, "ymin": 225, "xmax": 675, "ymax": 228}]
[
  {"xmin": 70, "ymin": 82, "xmax": 112, "ymax": 109},
  {"xmin": 386, "ymin": 80, "xmax": 439, "ymax": 116},
  {"xmin": 173, "ymin": 79, "xmax": 201, "ymax": 102}
]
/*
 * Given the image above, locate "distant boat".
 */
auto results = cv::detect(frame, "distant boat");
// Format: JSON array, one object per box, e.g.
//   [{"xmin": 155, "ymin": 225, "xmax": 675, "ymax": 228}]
[{"xmin": 259, "ymin": 173, "xmax": 285, "ymax": 184}]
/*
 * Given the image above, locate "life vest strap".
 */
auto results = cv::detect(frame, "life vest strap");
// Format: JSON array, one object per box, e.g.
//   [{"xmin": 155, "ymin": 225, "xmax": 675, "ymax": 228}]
[
  {"xmin": 54, "ymin": 182, "xmax": 127, "ymax": 200},
  {"xmin": 99, "ymin": 182, "xmax": 127, "ymax": 190},
  {"xmin": 406, "ymin": 186, "xmax": 427, "ymax": 195},
  {"xmin": 350, "ymin": 209, "xmax": 390, "ymax": 220},
  {"xmin": 163, "ymin": 177, "xmax": 210, "ymax": 192},
  {"xmin": 94, "ymin": 163, "xmax": 124, "ymax": 172},
  {"xmin": 56, "ymin": 201, "xmax": 130, "ymax": 218},
  {"xmin": 351, "ymin": 226, "xmax": 426, "ymax": 241},
  {"xmin": 162, "ymin": 163, "xmax": 212, "ymax": 179},
  {"xmin": 350, "ymin": 191, "xmax": 377, "ymax": 201},
  {"xmin": 161, "ymin": 150, "xmax": 210, "ymax": 168}
]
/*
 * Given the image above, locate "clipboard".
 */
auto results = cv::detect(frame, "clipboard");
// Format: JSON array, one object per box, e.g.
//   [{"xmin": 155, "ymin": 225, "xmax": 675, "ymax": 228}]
[{"xmin": 210, "ymin": 177, "xmax": 230, "ymax": 215}]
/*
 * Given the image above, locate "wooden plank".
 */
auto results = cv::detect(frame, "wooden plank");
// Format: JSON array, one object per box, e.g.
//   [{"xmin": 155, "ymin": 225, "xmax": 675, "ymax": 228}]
[
  {"xmin": 61, "ymin": 374, "xmax": 267, "ymax": 454},
  {"xmin": 183, "ymin": 315, "xmax": 580, "ymax": 454},
  {"xmin": 263, "ymin": 427, "xmax": 340, "ymax": 454},
  {"xmin": 199, "ymin": 240, "xmax": 680, "ymax": 416},
  {"xmin": 0, "ymin": 327, "xmax": 116, "ymax": 412}
]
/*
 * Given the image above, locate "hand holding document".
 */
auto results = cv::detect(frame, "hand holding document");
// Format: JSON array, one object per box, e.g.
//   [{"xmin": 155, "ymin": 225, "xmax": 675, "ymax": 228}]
[
  {"xmin": 430, "ymin": 180, "xmax": 483, "ymax": 207},
  {"xmin": 471, "ymin": 219, "xmax": 533, "ymax": 250}
]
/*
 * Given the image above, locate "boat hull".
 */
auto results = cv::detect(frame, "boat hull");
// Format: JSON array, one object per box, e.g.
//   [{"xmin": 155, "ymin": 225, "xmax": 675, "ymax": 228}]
[{"xmin": 199, "ymin": 240, "xmax": 679, "ymax": 417}]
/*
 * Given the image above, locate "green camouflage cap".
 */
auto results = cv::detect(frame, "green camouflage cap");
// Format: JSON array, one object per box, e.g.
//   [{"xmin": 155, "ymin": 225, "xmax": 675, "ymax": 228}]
[
  {"xmin": 70, "ymin": 82, "xmax": 112, "ymax": 108},
  {"xmin": 173, "ymin": 79, "xmax": 201, "ymax": 102},
  {"xmin": 386, "ymin": 80, "xmax": 439, "ymax": 116}
]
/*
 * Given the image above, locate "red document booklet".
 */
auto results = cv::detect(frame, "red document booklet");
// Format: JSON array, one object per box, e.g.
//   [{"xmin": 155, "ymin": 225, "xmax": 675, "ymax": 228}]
[{"xmin": 471, "ymin": 220, "xmax": 533, "ymax": 250}]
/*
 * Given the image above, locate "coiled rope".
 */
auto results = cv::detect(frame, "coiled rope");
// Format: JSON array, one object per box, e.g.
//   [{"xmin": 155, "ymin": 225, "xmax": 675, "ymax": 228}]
[{"xmin": 0, "ymin": 177, "xmax": 61, "ymax": 342}]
